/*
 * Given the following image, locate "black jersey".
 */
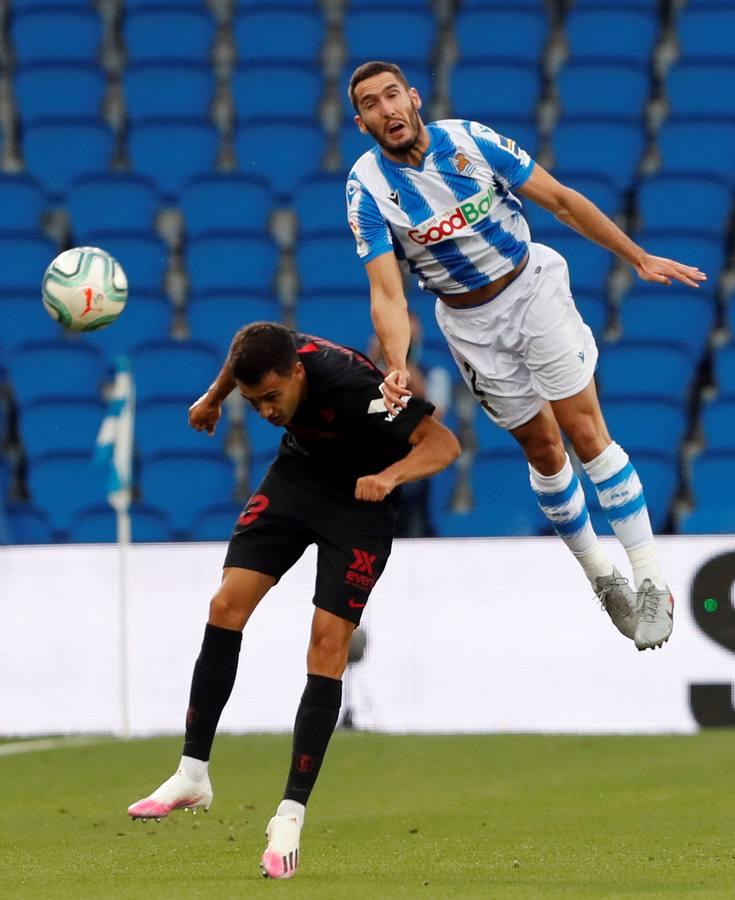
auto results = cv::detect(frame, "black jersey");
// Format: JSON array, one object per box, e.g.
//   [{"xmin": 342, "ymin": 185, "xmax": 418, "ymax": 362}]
[{"xmin": 271, "ymin": 333, "xmax": 434, "ymax": 494}]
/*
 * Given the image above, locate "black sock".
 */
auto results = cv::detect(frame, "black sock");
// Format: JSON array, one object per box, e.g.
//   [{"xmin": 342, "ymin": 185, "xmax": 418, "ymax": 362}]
[
  {"xmin": 182, "ymin": 623, "xmax": 242, "ymax": 762},
  {"xmin": 283, "ymin": 674, "xmax": 342, "ymax": 805}
]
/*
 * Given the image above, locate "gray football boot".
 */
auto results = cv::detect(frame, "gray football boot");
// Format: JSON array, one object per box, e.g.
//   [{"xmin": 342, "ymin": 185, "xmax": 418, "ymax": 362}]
[
  {"xmin": 634, "ymin": 579, "xmax": 674, "ymax": 651},
  {"xmin": 594, "ymin": 568, "xmax": 638, "ymax": 640}
]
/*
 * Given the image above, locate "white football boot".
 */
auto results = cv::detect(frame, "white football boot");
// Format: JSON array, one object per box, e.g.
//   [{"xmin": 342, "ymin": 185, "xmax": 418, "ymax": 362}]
[
  {"xmin": 634, "ymin": 579, "xmax": 674, "ymax": 651},
  {"xmin": 127, "ymin": 764, "xmax": 212, "ymax": 822},
  {"xmin": 594, "ymin": 567, "xmax": 638, "ymax": 640},
  {"xmin": 260, "ymin": 802, "xmax": 304, "ymax": 879}
]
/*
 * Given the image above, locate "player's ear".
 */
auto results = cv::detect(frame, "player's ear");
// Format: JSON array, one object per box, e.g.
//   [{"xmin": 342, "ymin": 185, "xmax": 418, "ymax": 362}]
[
  {"xmin": 293, "ymin": 360, "xmax": 305, "ymax": 380},
  {"xmin": 409, "ymin": 87, "xmax": 422, "ymax": 110},
  {"xmin": 355, "ymin": 114, "xmax": 368, "ymax": 134}
]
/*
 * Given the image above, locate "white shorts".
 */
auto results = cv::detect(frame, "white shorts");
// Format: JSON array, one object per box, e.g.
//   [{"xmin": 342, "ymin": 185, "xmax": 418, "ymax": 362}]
[{"xmin": 435, "ymin": 242, "xmax": 598, "ymax": 431}]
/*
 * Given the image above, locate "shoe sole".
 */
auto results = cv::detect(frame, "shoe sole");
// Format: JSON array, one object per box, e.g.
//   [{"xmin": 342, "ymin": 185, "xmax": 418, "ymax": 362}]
[{"xmin": 128, "ymin": 799, "xmax": 211, "ymax": 822}]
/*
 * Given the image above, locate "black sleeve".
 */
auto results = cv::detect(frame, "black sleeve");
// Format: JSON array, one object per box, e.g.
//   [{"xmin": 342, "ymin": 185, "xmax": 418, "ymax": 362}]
[{"xmin": 338, "ymin": 377, "xmax": 436, "ymax": 445}]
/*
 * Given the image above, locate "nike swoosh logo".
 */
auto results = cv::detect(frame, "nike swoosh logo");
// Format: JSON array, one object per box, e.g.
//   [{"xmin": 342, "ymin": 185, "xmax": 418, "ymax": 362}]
[{"xmin": 348, "ymin": 598, "xmax": 367, "ymax": 609}]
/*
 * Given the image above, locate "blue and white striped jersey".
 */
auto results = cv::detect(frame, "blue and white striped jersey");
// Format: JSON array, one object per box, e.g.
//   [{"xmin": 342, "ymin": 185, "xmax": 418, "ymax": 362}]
[{"xmin": 346, "ymin": 119, "xmax": 535, "ymax": 295}]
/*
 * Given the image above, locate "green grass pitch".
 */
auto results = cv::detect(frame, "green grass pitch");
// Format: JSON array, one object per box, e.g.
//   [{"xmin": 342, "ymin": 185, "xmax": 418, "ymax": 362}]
[{"xmin": 1, "ymin": 731, "xmax": 734, "ymax": 898}]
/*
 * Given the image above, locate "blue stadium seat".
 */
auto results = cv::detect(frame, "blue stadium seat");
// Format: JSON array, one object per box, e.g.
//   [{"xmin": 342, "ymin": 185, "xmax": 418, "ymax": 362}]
[
  {"xmin": 12, "ymin": 8, "xmax": 102, "ymax": 64},
  {"xmin": 688, "ymin": 453, "xmax": 735, "ymax": 512},
  {"xmin": 191, "ymin": 502, "xmax": 243, "ymax": 542},
  {"xmin": 339, "ymin": 124, "xmax": 378, "ymax": 170},
  {"xmin": 296, "ymin": 235, "xmax": 367, "ymax": 296},
  {"xmin": 294, "ymin": 174, "xmax": 348, "ymax": 237},
  {"xmin": 619, "ymin": 290, "xmax": 714, "ymax": 355},
  {"xmin": 459, "ymin": 0, "xmax": 547, "ymax": 8},
  {"xmin": 124, "ymin": 63, "xmax": 214, "ymax": 123},
  {"xmin": 678, "ymin": 8, "xmax": 735, "ymax": 59},
  {"xmin": 552, "ymin": 118, "xmax": 644, "ymax": 191},
  {"xmin": 181, "ymin": 174, "xmax": 273, "ymax": 238},
  {"xmin": 232, "ymin": 64, "xmax": 321, "ymax": 120},
  {"xmin": 603, "ymin": 399, "xmax": 687, "ymax": 461},
  {"xmin": 91, "ymin": 294, "xmax": 172, "ymax": 359},
  {"xmin": 535, "ymin": 232, "xmax": 611, "ymax": 293},
  {"xmin": 27, "ymin": 450, "xmax": 108, "ymax": 534},
  {"xmin": 558, "ymin": 61, "xmax": 650, "ymax": 118},
  {"xmin": 128, "ymin": 119, "xmax": 220, "ymax": 201},
  {"xmin": 658, "ymin": 119, "xmax": 735, "ymax": 186},
  {"xmin": 667, "ymin": 62, "xmax": 735, "ymax": 119},
  {"xmin": 0, "ymin": 294, "xmax": 63, "ymax": 354},
  {"xmin": 140, "ymin": 450, "xmax": 235, "ymax": 535},
  {"xmin": 187, "ymin": 236, "xmax": 278, "ymax": 295},
  {"xmin": 296, "ymin": 295, "xmax": 371, "ymax": 351},
  {"xmin": 124, "ymin": 8, "xmax": 215, "ymax": 64},
  {"xmin": 566, "ymin": 7, "xmax": 659, "ymax": 62},
  {"xmin": 344, "ymin": 10, "xmax": 436, "ymax": 65},
  {"xmin": 14, "ymin": 64, "xmax": 105, "ymax": 123},
  {"xmin": 234, "ymin": 120, "xmax": 325, "ymax": 199},
  {"xmin": 82, "ymin": 233, "xmax": 168, "ymax": 295},
  {"xmin": 473, "ymin": 409, "xmax": 518, "ymax": 453},
  {"xmin": 9, "ymin": 339, "xmax": 107, "ymax": 405},
  {"xmin": 131, "ymin": 339, "xmax": 219, "ymax": 403},
  {"xmin": 0, "ymin": 175, "xmax": 46, "ymax": 232},
  {"xmin": 5, "ymin": 501, "xmax": 53, "ymax": 544},
  {"xmin": 713, "ymin": 345, "xmax": 735, "ymax": 396},
  {"xmin": 439, "ymin": 504, "xmax": 543, "ymax": 538},
  {"xmin": 598, "ymin": 341, "xmax": 693, "ymax": 403},
  {"xmin": 470, "ymin": 452, "xmax": 546, "ymax": 521},
  {"xmin": 233, "ymin": 8, "xmax": 323, "ymax": 64},
  {"xmin": 341, "ymin": 62, "xmax": 433, "ymax": 119},
  {"xmin": 20, "ymin": 397, "xmax": 105, "ymax": 459},
  {"xmin": 525, "ymin": 173, "xmax": 619, "ymax": 235},
  {"xmin": 635, "ymin": 231, "xmax": 725, "ymax": 281},
  {"xmin": 456, "ymin": 9, "xmax": 547, "ymax": 63},
  {"xmin": 450, "ymin": 62, "xmax": 540, "ymax": 120},
  {"xmin": 679, "ymin": 506, "xmax": 735, "ymax": 535},
  {"xmin": 574, "ymin": 291, "xmax": 607, "ymax": 339},
  {"xmin": 244, "ymin": 409, "xmax": 282, "ymax": 458},
  {"xmin": 636, "ymin": 174, "xmax": 731, "ymax": 234},
  {"xmin": 0, "ymin": 236, "xmax": 56, "ymax": 292},
  {"xmin": 125, "ymin": 0, "xmax": 202, "ymax": 6},
  {"xmin": 187, "ymin": 295, "xmax": 281, "ymax": 357},
  {"xmin": 136, "ymin": 397, "xmax": 225, "ymax": 455},
  {"xmin": 23, "ymin": 119, "xmax": 115, "ymax": 198},
  {"xmin": 407, "ymin": 291, "xmax": 444, "ymax": 347},
  {"xmin": 0, "ymin": 456, "xmax": 11, "ymax": 499},
  {"xmin": 701, "ymin": 399, "xmax": 735, "ymax": 453},
  {"xmin": 68, "ymin": 502, "xmax": 173, "ymax": 543},
  {"xmin": 68, "ymin": 173, "xmax": 159, "ymax": 240}
]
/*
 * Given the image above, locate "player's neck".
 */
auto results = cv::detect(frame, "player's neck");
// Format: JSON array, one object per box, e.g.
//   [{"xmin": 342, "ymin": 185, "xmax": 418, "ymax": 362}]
[{"xmin": 381, "ymin": 123, "xmax": 430, "ymax": 167}]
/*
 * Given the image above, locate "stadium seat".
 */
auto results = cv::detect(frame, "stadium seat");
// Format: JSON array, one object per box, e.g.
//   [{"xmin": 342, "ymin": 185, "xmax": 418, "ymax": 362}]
[
  {"xmin": 619, "ymin": 290, "xmax": 714, "ymax": 355},
  {"xmin": 80, "ymin": 233, "xmax": 168, "ymax": 296},
  {"xmin": 701, "ymin": 399, "xmax": 735, "ymax": 453},
  {"xmin": 14, "ymin": 64, "xmax": 105, "ymax": 124},
  {"xmin": 12, "ymin": 8, "xmax": 102, "ymax": 64},
  {"xmin": 713, "ymin": 346, "xmax": 735, "ymax": 396},
  {"xmin": 0, "ymin": 456, "xmax": 11, "ymax": 499},
  {"xmin": 294, "ymin": 174, "xmax": 349, "ymax": 237},
  {"xmin": 181, "ymin": 174, "xmax": 273, "ymax": 238},
  {"xmin": 439, "ymin": 504, "xmax": 543, "ymax": 538},
  {"xmin": 455, "ymin": 9, "xmax": 547, "ymax": 64},
  {"xmin": 636, "ymin": 174, "xmax": 731, "ymax": 235},
  {"xmin": 91, "ymin": 295, "xmax": 172, "ymax": 360},
  {"xmin": 688, "ymin": 453, "xmax": 735, "ymax": 512},
  {"xmin": 574, "ymin": 291, "xmax": 607, "ymax": 339},
  {"xmin": 603, "ymin": 399, "xmax": 687, "ymax": 461},
  {"xmin": 5, "ymin": 501, "xmax": 52, "ymax": 544},
  {"xmin": 449, "ymin": 62, "xmax": 540, "ymax": 121},
  {"xmin": 525, "ymin": 173, "xmax": 619, "ymax": 235},
  {"xmin": 598, "ymin": 341, "xmax": 693, "ymax": 403},
  {"xmin": 344, "ymin": 10, "xmax": 437, "ymax": 65},
  {"xmin": 566, "ymin": 7, "xmax": 659, "ymax": 63},
  {"xmin": 551, "ymin": 118, "xmax": 644, "ymax": 191},
  {"xmin": 9, "ymin": 339, "xmax": 107, "ymax": 405},
  {"xmin": 341, "ymin": 62, "xmax": 433, "ymax": 119},
  {"xmin": 558, "ymin": 61, "xmax": 650, "ymax": 118},
  {"xmin": 679, "ymin": 506, "xmax": 735, "ymax": 535},
  {"xmin": 535, "ymin": 232, "xmax": 611, "ymax": 294},
  {"xmin": 667, "ymin": 62, "xmax": 735, "ymax": 119},
  {"xmin": 470, "ymin": 452, "xmax": 546, "ymax": 524},
  {"xmin": 678, "ymin": 7, "xmax": 735, "ymax": 59},
  {"xmin": 0, "ymin": 294, "xmax": 63, "ymax": 353},
  {"xmin": 296, "ymin": 235, "xmax": 367, "ymax": 296},
  {"xmin": 187, "ymin": 295, "xmax": 282, "ymax": 357},
  {"xmin": 407, "ymin": 291, "xmax": 444, "ymax": 347},
  {"xmin": 634, "ymin": 232, "xmax": 725, "ymax": 281},
  {"xmin": 136, "ymin": 396, "xmax": 225, "ymax": 456},
  {"xmin": 124, "ymin": 8, "xmax": 215, "ymax": 65},
  {"xmin": 124, "ymin": 63, "xmax": 214, "ymax": 123},
  {"xmin": 234, "ymin": 120, "xmax": 325, "ymax": 199},
  {"xmin": 187, "ymin": 236, "xmax": 278, "ymax": 295},
  {"xmin": 27, "ymin": 450, "xmax": 108, "ymax": 534},
  {"xmin": 473, "ymin": 409, "xmax": 518, "ymax": 454},
  {"xmin": 658, "ymin": 119, "xmax": 735, "ymax": 186},
  {"xmin": 68, "ymin": 173, "xmax": 159, "ymax": 241},
  {"xmin": 339, "ymin": 124, "xmax": 379, "ymax": 170},
  {"xmin": 131, "ymin": 339, "xmax": 219, "ymax": 404},
  {"xmin": 128, "ymin": 119, "xmax": 220, "ymax": 201},
  {"xmin": 0, "ymin": 236, "xmax": 56, "ymax": 293},
  {"xmin": 19, "ymin": 397, "xmax": 105, "ymax": 459},
  {"xmin": 22, "ymin": 120, "xmax": 115, "ymax": 198},
  {"xmin": 232, "ymin": 64, "xmax": 321, "ymax": 121},
  {"xmin": 244, "ymin": 409, "xmax": 282, "ymax": 458},
  {"xmin": 233, "ymin": 8, "xmax": 324, "ymax": 64},
  {"xmin": 191, "ymin": 502, "xmax": 243, "ymax": 542},
  {"xmin": 0, "ymin": 175, "xmax": 46, "ymax": 232},
  {"xmin": 139, "ymin": 450, "xmax": 235, "ymax": 535},
  {"xmin": 68, "ymin": 502, "xmax": 173, "ymax": 543},
  {"xmin": 296, "ymin": 295, "xmax": 371, "ymax": 351}
]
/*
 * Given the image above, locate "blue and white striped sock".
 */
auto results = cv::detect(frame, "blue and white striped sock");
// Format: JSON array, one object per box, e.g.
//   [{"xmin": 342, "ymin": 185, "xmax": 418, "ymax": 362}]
[
  {"xmin": 529, "ymin": 454, "xmax": 612, "ymax": 585},
  {"xmin": 582, "ymin": 442, "xmax": 665, "ymax": 589}
]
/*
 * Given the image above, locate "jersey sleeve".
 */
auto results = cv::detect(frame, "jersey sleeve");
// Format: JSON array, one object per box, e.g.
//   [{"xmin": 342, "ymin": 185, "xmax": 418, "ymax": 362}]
[
  {"xmin": 346, "ymin": 173, "xmax": 394, "ymax": 264},
  {"xmin": 464, "ymin": 120, "xmax": 535, "ymax": 190}
]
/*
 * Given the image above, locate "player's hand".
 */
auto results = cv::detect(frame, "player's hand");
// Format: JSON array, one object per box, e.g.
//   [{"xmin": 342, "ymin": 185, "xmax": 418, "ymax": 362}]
[
  {"xmin": 634, "ymin": 254, "xmax": 707, "ymax": 288},
  {"xmin": 188, "ymin": 392, "xmax": 222, "ymax": 435},
  {"xmin": 382, "ymin": 368, "xmax": 412, "ymax": 416},
  {"xmin": 355, "ymin": 473, "xmax": 397, "ymax": 502}
]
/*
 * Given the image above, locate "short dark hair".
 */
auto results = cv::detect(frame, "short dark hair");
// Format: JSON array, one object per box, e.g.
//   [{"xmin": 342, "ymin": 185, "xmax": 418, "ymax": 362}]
[
  {"xmin": 228, "ymin": 322, "xmax": 298, "ymax": 385},
  {"xmin": 348, "ymin": 61, "xmax": 410, "ymax": 111}
]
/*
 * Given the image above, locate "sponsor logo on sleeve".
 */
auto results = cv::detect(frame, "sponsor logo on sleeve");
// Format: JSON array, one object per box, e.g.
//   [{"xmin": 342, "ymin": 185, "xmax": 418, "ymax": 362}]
[
  {"xmin": 407, "ymin": 185, "xmax": 495, "ymax": 246},
  {"xmin": 349, "ymin": 217, "xmax": 369, "ymax": 258}
]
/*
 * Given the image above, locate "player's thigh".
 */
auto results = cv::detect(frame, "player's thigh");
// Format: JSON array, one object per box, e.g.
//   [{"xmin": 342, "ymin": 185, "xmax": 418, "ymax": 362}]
[{"xmin": 209, "ymin": 567, "xmax": 277, "ymax": 629}]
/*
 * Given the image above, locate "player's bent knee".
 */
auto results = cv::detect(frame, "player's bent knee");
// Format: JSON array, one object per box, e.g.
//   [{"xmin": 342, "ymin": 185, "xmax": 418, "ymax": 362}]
[{"xmin": 527, "ymin": 439, "xmax": 567, "ymax": 476}]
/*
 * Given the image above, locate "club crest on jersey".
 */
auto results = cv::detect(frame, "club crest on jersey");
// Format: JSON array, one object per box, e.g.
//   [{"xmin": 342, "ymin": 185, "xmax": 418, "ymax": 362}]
[
  {"xmin": 407, "ymin": 185, "xmax": 495, "ymax": 246},
  {"xmin": 450, "ymin": 152, "xmax": 475, "ymax": 177}
]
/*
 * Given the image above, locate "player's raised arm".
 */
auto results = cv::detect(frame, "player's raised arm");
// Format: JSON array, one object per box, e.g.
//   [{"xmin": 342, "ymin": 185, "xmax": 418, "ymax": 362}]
[
  {"xmin": 188, "ymin": 359, "xmax": 236, "ymax": 435},
  {"xmin": 355, "ymin": 414, "xmax": 460, "ymax": 502},
  {"xmin": 517, "ymin": 163, "xmax": 708, "ymax": 289}
]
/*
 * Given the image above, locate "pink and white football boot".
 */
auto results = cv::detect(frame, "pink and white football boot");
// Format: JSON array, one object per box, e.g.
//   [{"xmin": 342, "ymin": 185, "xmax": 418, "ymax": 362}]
[
  {"xmin": 260, "ymin": 801, "xmax": 304, "ymax": 879},
  {"xmin": 127, "ymin": 760, "xmax": 212, "ymax": 822}
]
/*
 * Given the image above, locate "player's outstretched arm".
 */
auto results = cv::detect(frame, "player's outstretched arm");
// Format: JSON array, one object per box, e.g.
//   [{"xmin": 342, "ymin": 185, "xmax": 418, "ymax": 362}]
[
  {"xmin": 188, "ymin": 360, "xmax": 236, "ymax": 436},
  {"xmin": 517, "ymin": 164, "xmax": 707, "ymax": 289},
  {"xmin": 355, "ymin": 415, "xmax": 461, "ymax": 502}
]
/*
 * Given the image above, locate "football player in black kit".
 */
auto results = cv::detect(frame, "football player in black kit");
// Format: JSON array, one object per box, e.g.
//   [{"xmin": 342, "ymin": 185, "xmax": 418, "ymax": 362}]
[{"xmin": 127, "ymin": 322, "xmax": 460, "ymax": 880}]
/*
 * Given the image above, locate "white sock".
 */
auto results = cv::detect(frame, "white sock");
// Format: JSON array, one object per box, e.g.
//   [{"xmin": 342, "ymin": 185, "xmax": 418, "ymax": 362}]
[
  {"xmin": 180, "ymin": 755, "xmax": 208, "ymax": 782},
  {"xmin": 277, "ymin": 799, "xmax": 305, "ymax": 826},
  {"xmin": 628, "ymin": 543, "xmax": 667, "ymax": 592}
]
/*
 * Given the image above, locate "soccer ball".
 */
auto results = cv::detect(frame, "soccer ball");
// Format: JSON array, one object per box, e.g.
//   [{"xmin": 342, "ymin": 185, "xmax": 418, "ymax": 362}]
[{"xmin": 42, "ymin": 246, "xmax": 128, "ymax": 332}]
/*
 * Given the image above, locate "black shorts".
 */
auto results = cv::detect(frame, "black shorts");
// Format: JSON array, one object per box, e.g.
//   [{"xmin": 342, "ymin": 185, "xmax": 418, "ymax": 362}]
[{"xmin": 223, "ymin": 466, "xmax": 398, "ymax": 625}]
